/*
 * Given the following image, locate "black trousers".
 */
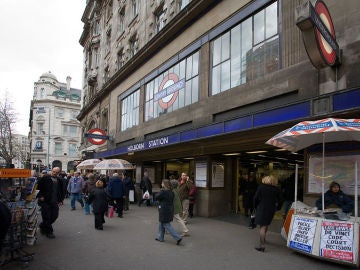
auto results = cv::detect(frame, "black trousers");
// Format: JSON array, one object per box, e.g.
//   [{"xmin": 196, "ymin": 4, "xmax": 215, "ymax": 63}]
[
  {"xmin": 114, "ymin": 198, "xmax": 124, "ymax": 217},
  {"xmin": 39, "ymin": 202, "xmax": 59, "ymax": 234},
  {"xmin": 94, "ymin": 211, "xmax": 105, "ymax": 229}
]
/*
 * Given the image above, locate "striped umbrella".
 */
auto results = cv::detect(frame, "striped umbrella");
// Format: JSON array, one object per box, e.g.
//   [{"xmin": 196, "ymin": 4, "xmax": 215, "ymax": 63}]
[{"xmin": 266, "ymin": 118, "xmax": 360, "ymax": 214}]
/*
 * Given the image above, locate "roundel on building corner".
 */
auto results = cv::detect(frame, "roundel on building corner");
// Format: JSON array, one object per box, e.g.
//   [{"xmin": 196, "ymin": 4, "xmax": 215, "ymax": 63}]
[
  {"xmin": 155, "ymin": 73, "xmax": 185, "ymax": 110},
  {"xmin": 295, "ymin": 0, "xmax": 341, "ymax": 69},
  {"xmin": 86, "ymin": 128, "xmax": 109, "ymax": 145},
  {"xmin": 314, "ymin": 1, "xmax": 336, "ymax": 66}
]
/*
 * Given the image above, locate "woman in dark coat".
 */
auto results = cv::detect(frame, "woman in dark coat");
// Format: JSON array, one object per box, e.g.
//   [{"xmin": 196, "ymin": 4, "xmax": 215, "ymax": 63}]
[
  {"xmin": 253, "ymin": 175, "xmax": 283, "ymax": 252},
  {"xmin": 155, "ymin": 179, "xmax": 182, "ymax": 245},
  {"xmin": 88, "ymin": 180, "xmax": 109, "ymax": 230}
]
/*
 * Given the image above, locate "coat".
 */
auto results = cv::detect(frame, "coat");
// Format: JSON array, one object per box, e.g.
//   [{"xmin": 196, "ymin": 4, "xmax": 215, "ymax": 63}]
[
  {"xmin": 172, "ymin": 188, "xmax": 183, "ymax": 215},
  {"xmin": 88, "ymin": 187, "xmax": 109, "ymax": 214},
  {"xmin": 316, "ymin": 189, "xmax": 354, "ymax": 213},
  {"xmin": 107, "ymin": 176, "xmax": 125, "ymax": 199},
  {"xmin": 254, "ymin": 184, "xmax": 282, "ymax": 226},
  {"xmin": 140, "ymin": 176, "xmax": 152, "ymax": 194},
  {"xmin": 37, "ymin": 174, "xmax": 65, "ymax": 204},
  {"xmin": 155, "ymin": 189, "xmax": 174, "ymax": 223}
]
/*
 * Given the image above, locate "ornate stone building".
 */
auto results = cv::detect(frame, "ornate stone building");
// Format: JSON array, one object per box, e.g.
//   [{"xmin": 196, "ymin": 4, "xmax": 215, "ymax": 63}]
[
  {"xmin": 77, "ymin": 0, "xmax": 360, "ymax": 217},
  {"xmin": 29, "ymin": 72, "xmax": 82, "ymax": 172}
]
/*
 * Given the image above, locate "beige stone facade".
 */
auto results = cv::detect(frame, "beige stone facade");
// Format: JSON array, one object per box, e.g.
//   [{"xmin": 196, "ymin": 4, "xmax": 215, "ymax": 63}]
[{"xmin": 78, "ymin": 0, "xmax": 360, "ymax": 217}]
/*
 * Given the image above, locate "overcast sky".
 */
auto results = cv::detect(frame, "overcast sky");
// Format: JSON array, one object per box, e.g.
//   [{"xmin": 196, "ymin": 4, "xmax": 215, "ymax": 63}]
[{"xmin": 0, "ymin": 0, "xmax": 85, "ymax": 135}]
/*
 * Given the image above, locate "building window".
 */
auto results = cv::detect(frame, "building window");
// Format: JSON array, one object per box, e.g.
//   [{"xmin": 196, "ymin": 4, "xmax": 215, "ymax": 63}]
[
  {"xmin": 179, "ymin": 0, "xmax": 190, "ymax": 10},
  {"xmin": 155, "ymin": 6, "xmax": 165, "ymax": 33},
  {"xmin": 63, "ymin": 125, "xmax": 78, "ymax": 137},
  {"xmin": 55, "ymin": 142, "xmax": 62, "ymax": 156},
  {"xmin": 93, "ymin": 19, "xmax": 101, "ymax": 36},
  {"xmin": 145, "ymin": 51, "xmax": 199, "ymax": 121},
  {"xmin": 118, "ymin": 8, "xmax": 125, "ymax": 34},
  {"xmin": 106, "ymin": 29, "xmax": 111, "ymax": 54},
  {"xmin": 56, "ymin": 108, "xmax": 64, "ymax": 118},
  {"xmin": 36, "ymin": 122, "xmax": 44, "ymax": 134},
  {"xmin": 69, "ymin": 143, "xmax": 77, "ymax": 158},
  {"xmin": 210, "ymin": 2, "xmax": 279, "ymax": 95},
  {"xmin": 106, "ymin": 0, "xmax": 113, "ymax": 21},
  {"xmin": 132, "ymin": 0, "xmax": 138, "ymax": 18},
  {"xmin": 129, "ymin": 36, "xmax": 138, "ymax": 57},
  {"xmin": 40, "ymin": 88, "xmax": 46, "ymax": 98},
  {"xmin": 121, "ymin": 89, "xmax": 140, "ymax": 131},
  {"xmin": 70, "ymin": 110, "xmax": 78, "ymax": 119},
  {"xmin": 93, "ymin": 47, "xmax": 99, "ymax": 68},
  {"xmin": 117, "ymin": 49, "xmax": 125, "ymax": 69}
]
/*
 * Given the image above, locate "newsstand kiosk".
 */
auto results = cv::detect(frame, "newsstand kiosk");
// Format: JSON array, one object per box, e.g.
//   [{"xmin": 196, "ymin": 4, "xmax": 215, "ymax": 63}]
[{"xmin": 0, "ymin": 168, "xmax": 36, "ymax": 268}]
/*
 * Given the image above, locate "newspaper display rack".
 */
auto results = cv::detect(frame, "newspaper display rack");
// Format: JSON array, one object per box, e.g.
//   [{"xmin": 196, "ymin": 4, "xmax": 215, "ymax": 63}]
[{"xmin": 0, "ymin": 169, "xmax": 36, "ymax": 268}]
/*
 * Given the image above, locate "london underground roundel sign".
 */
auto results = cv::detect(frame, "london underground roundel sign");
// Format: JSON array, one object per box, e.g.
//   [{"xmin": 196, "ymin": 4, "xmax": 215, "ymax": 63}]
[
  {"xmin": 314, "ymin": 1, "xmax": 336, "ymax": 66},
  {"xmin": 87, "ymin": 128, "xmax": 108, "ymax": 145},
  {"xmin": 158, "ymin": 74, "xmax": 180, "ymax": 109}
]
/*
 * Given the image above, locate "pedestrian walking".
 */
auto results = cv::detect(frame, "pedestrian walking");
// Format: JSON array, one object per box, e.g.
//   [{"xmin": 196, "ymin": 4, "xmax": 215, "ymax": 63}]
[
  {"xmin": 253, "ymin": 175, "xmax": 283, "ymax": 252},
  {"xmin": 36, "ymin": 167, "xmax": 65, "ymax": 238},
  {"xmin": 88, "ymin": 180, "xmax": 109, "ymax": 230},
  {"xmin": 83, "ymin": 173, "xmax": 97, "ymax": 215},
  {"xmin": 155, "ymin": 179, "xmax": 182, "ymax": 245},
  {"xmin": 138, "ymin": 171, "xmax": 153, "ymax": 207},
  {"xmin": 170, "ymin": 179, "xmax": 189, "ymax": 237},
  {"xmin": 107, "ymin": 173, "xmax": 125, "ymax": 218},
  {"xmin": 178, "ymin": 172, "xmax": 192, "ymax": 223},
  {"xmin": 67, "ymin": 171, "xmax": 85, "ymax": 210}
]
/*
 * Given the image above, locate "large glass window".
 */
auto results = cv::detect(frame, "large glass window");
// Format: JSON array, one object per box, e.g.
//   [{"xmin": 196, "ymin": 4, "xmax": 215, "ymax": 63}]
[
  {"xmin": 145, "ymin": 51, "xmax": 199, "ymax": 121},
  {"xmin": 211, "ymin": 2, "xmax": 279, "ymax": 95},
  {"xmin": 121, "ymin": 89, "xmax": 140, "ymax": 131}
]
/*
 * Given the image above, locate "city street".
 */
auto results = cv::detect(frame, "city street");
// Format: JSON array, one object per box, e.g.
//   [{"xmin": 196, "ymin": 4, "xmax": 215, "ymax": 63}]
[{"xmin": 2, "ymin": 198, "xmax": 353, "ymax": 270}]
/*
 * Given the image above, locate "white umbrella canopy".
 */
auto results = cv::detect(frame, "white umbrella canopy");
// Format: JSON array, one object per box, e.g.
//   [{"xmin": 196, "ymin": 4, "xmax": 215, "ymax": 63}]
[
  {"xmin": 266, "ymin": 118, "xmax": 360, "ymax": 215},
  {"xmin": 76, "ymin": 159, "xmax": 101, "ymax": 170},
  {"xmin": 93, "ymin": 159, "xmax": 134, "ymax": 170}
]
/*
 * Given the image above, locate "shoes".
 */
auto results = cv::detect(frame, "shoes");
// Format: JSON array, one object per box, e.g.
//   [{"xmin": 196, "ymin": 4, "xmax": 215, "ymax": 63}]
[
  {"xmin": 176, "ymin": 238, "xmax": 182, "ymax": 245},
  {"xmin": 255, "ymin": 247, "xmax": 265, "ymax": 252},
  {"xmin": 181, "ymin": 232, "xmax": 190, "ymax": 237},
  {"xmin": 46, "ymin": 233, "xmax": 56, "ymax": 239},
  {"xmin": 118, "ymin": 215, "xmax": 123, "ymax": 218},
  {"xmin": 71, "ymin": 208, "xmax": 76, "ymax": 211},
  {"xmin": 95, "ymin": 226, "xmax": 103, "ymax": 230},
  {"xmin": 248, "ymin": 225, "xmax": 256, "ymax": 229},
  {"xmin": 155, "ymin": 238, "xmax": 164, "ymax": 242}
]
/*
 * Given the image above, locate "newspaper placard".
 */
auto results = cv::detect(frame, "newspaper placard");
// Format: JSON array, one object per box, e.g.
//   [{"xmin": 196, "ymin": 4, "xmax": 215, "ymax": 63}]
[
  {"xmin": 320, "ymin": 221, "xmax": 354, "ymax": 262},
  {"xmin": 289, "ymin": 216, "xmax": 317, "ymax": 253}
]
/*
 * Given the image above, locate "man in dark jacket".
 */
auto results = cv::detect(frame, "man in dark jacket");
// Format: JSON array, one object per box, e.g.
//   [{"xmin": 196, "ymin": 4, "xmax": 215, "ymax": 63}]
[
  {"xmin": 122, "ymin": 172, "xmax": 134, "ymax": 210},
  {"xmin": 0, "ymin": 200, "xmax": 11, "ymax": 251},
  {"xmin": 107, "ymin": 173, "xmax": 125, "ymax": 217},
  {"xmin": 138, "ymin": 171, "xmax": 153, "ymax": 207},
  {"xmin": 36, "ymin": 167, "xmax": 65, "ymax": 238}
]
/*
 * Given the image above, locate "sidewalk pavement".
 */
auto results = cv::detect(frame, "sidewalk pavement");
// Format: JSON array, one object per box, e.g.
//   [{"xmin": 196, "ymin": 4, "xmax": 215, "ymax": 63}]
[{"xmin": 3, "ymin": 199, "xmax": 352, "ymax": 270}]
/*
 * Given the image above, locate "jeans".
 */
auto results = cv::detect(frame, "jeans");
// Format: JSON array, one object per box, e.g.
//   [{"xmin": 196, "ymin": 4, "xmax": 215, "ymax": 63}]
[
  {"xmin": 70, "ymin": 193, "xmax": 83, "ymax": 209},
  {"xmin": 157, "ymin": 222, "xmax": 181, "ymax": 241},
  {"xmin": 84, "ymin": 201, "xmax": 92, "ymax": 214}
]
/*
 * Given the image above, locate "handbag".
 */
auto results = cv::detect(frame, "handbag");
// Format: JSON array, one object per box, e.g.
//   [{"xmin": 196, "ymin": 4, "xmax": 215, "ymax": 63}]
[
  {"xmin": 129, "ymin": 190, "xmax": 135, "ymax": 202},
  {"xmin": 108, "ymin": 206, "xmax": 115, "ymax": 218},
  {"xmin": 143, "ymin": 190, "xmax": 150, "ymax": 199}
]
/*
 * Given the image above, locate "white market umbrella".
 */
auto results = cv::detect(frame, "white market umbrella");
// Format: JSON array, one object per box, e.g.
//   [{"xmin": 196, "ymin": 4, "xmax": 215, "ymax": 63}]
[
  {"xmin": 93, "ymin": 159, "xmax": 134, "ymax": 170},
  {"xmin": 266, "ymin": 118, "xmax": 360, "ymax": 215},
  {"xmin": 76, "ymin": 159, "xmax": 101, "ymax": 170}
]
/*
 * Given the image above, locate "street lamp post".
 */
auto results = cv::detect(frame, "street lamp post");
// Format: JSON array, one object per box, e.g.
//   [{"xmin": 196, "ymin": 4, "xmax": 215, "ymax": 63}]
[{"xmin": 47, "ymin": 107, "xmax": 50, "ymax": 171}]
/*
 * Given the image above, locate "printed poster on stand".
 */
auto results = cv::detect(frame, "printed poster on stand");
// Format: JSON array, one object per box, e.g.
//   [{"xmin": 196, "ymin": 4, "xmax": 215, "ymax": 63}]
[
  {"xmin": 320, "ymin": 221, "xmax": 354, "ymax": 262},
  {"xmin": 289, "ymin": 216, "xmax": 317, "ymax": 253}
]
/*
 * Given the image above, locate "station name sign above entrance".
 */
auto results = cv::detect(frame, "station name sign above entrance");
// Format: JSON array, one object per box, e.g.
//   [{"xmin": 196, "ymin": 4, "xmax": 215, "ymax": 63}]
[
  {"xmin": 296, "ymin": 0, "xmax": 341, "ymax": 69},
  {"xmin": 85, "ymin": 128, "xmax": 109, "ymax": 145},
  {"xmin": 127, "ymin": 136, "xmax": 177, "ymax": 152}
]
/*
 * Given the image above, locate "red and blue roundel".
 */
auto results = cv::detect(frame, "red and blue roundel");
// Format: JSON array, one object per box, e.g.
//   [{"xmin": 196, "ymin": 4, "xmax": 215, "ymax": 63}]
[
  {"xmin": 315, "ymin": 0, "xmax": 336, "ymax": 66},
  {"xmin": 155, "ymin": 73, "xmax": 185, "ymax": 109}
]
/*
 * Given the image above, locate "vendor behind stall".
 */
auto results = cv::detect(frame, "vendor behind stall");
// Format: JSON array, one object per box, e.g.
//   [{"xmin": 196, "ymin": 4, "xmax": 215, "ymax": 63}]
[{"xmin": 316, "ymin": 181, "xmax": 354, "ymax": 214}]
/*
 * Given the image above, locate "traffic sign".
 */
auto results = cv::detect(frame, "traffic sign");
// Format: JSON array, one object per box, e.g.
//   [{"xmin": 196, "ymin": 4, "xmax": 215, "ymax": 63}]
[{"xmin": 85, "ymin": 128, "xmax": 109, "ymax": 145}]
